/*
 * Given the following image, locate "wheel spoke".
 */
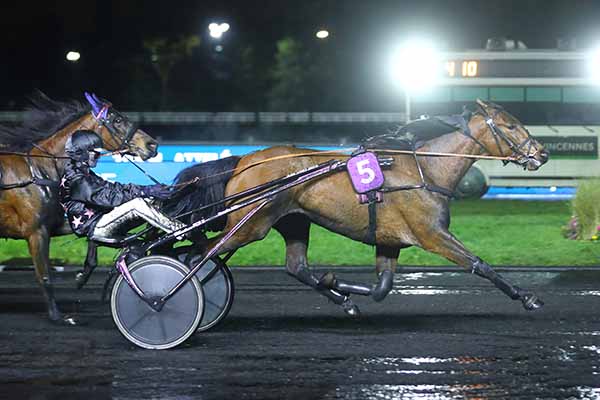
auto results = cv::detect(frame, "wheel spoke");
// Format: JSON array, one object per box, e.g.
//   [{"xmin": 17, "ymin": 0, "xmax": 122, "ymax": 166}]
[
  {"xmin": 163, "ymin": 303, "xmax": 195, "ymax": 318},
  {"xmin": 159, "ymin": 316, "xmax": 168, "ymax": 341},
  {"xmin": 205, "ymin": 298, "xmax": 223, "ymax": 310},
  {"xmin": 198, "ymin": 264, "xmax": 219, "ymax": 284},
  {"xmin": 127, "ymin": 309, "xmax": 154, "ymax": 330}
]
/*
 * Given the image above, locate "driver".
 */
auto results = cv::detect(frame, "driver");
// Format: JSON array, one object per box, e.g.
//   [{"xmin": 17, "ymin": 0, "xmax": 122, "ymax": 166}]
[{"xmin": 58, "ymin": 130, "xmax": 185, "ymax": 242}]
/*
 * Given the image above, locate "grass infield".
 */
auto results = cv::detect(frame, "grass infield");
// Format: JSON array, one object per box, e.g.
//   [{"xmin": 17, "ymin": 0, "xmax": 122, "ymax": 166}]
[{"xmin": 0, "ymin": 199, "xmax": 598, "ymax": 267}]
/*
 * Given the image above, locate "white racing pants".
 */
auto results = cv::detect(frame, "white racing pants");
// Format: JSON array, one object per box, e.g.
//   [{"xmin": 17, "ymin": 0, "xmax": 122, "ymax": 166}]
[{"xmin": 90, "ymin": 197, "xmax": 186, "ymax": 242}]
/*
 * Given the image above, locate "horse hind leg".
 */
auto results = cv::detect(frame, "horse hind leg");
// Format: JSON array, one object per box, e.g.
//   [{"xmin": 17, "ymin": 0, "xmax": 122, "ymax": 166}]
[
  {"xmin": 318, "ymin": 245, "xmax": 398, "ymax": 302},
  {"xmin": 273, "ymin": 214, "xmax": 360, "ymax": 317},
  {"xmin": 27, "ymin": 227, "xmax": 78, "ymax": 325}
]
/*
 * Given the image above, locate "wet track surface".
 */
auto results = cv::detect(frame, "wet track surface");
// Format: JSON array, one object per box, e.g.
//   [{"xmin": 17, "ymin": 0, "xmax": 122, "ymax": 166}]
[{"xmin": 1, "ymin": 267, "xmax": 600, "ymax": 399}]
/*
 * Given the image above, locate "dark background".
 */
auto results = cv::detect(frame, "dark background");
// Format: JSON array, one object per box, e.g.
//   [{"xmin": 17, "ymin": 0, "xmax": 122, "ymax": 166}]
[{"xmin": 1, "ymin": 0, "xmax": 600, "ymax": 114}]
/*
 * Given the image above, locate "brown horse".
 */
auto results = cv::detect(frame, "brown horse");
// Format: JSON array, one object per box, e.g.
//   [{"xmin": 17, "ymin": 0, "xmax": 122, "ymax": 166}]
[
  {"xmin": 0, "ymin": 93, "xmax": 157, "ymax": 324},
  {"xmin": 176, "ymin": 99, "xmax": 549, "ymax": 315}
]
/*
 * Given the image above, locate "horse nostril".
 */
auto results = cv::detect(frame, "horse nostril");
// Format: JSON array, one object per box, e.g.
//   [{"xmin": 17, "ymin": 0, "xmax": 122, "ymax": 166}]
[
  {"xmin": 540, "ymin": 151, "xmax": 549, "ymax": 162},
  {"xmin": 148, "ymin": 141, "xmax": 158, "ymax": 151}
]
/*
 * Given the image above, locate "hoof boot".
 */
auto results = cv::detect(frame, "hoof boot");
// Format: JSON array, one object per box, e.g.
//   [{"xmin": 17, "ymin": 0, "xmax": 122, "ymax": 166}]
[
  {"xmin": 51, "ymin": 314, "xmax": 83, "ymax": 326},
  {"xmin": 342, "ymin": 299, "xmax": 361, "ymax": 318},
  {"xmin": 75, "ymin": 270, "xmax": 92, "ymax": 290},
  {"xmin": 522, "ymin": 294, "xmax": 544, "ymax": 311},
  {"xmin": 318, "ymin": 272, "xmax": 336, "ymax": 289}
]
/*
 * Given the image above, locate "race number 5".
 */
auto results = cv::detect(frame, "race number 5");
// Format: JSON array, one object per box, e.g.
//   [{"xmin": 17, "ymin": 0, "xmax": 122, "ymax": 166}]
[
  {"xmin": 356, "ymin": 159, "xmax": 375, "ymax": 184},
  {"xmin": 347, "ymin": 152, "xmax": 384, "ymax": 193}
]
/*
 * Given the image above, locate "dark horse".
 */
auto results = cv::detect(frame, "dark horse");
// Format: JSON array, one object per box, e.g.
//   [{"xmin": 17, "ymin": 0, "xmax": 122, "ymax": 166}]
[
  {"xmin": 0, "ymin": 93, "xmax": 158, "ymax": 325},
  {"xmin": 173, "ymin": 99, "xmax": 549, "ymax": 315}
]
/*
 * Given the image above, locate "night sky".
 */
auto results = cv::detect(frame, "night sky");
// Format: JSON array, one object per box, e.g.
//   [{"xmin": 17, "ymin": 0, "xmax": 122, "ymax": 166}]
[{"xmin": 1, "ymin": 0, "xmax": 600, "ymax": 110}]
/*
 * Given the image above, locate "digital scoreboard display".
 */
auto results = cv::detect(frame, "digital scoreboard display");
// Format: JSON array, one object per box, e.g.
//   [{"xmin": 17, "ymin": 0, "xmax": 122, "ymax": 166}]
[{"xmin": 442, "ymin": 59, "xmax": 586, "ymax": 78}]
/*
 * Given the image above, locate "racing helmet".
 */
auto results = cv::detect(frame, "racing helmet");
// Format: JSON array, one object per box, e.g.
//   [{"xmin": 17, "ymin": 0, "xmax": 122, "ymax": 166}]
[{"xmin": 65, "ymin": 130, "xmax": 105, "ymax": 165}]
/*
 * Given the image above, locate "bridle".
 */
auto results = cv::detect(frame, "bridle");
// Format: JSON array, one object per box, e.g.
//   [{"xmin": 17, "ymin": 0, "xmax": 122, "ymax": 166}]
[
  {"xmin": 472, "ymin": 104, "xmax": 538, "ymax": 167},
  {"xmin": 89, "ymin": 100, "xmax": 161, "ymax": 183},
  {"xmin": 91, "ymin": 103, "xmax": 139, "ymax": 153}
]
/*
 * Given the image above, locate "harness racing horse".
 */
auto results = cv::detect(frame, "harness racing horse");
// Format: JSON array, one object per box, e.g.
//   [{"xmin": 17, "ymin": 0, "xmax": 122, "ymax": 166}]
[
  {"xmin": 175, "ymin": 99, "xmax": 549, "ymax": 316},
  {"xmin": 0, "ymin": 92, "xmax": 158, "ymax": 325}
]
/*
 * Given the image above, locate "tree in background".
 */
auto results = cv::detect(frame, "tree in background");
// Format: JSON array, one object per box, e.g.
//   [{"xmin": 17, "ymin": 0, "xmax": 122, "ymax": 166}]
[
  {"xmin": 267, "ymin": 37, "xmax": 336, "ymax": 111},
  {"xmin": 230, "ymin": 45, "xmax": 270, "ymax": 111},
  {"xmin": 143, "ymin": 35, "xmax": 200, "ymax": 110}
]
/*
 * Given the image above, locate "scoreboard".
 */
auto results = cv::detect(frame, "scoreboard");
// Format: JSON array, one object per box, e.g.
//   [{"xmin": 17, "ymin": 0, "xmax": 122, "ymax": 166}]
[{"xmin": 438, "ymin": 51, "xmax": 591, "ymax": 86}]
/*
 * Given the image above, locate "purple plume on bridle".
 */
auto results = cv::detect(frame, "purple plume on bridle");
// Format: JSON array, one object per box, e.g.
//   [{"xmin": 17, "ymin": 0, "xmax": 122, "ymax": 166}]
[{"xmin": 84, "ymin": 92, "xmax": 108, "ymax": 119}]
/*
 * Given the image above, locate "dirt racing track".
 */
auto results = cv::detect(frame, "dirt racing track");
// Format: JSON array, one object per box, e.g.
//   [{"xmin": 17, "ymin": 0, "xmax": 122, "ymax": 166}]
[{"xmin": 1, "ymin": 265, "xmax": 600, "ymax": 399}]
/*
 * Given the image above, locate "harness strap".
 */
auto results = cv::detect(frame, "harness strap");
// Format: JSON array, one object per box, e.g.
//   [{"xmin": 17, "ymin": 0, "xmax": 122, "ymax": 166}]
[
  {"xmin": 380, "ymin": 183, "xmax": 454, "ymax": 198},
  {"xmin": 0, "ymin": 177, "xmax": 59, "ymax": 190},
  {"xmin": 0, "ymin": 179, "xmax": 34, "ymax": 189},
  {"xmin": 33, "ymin": 178, "xmax": 59, "ymax": 188},
  {"xmin": 364, "ymin": 191, "xmax": 381, "ymax": 245}
]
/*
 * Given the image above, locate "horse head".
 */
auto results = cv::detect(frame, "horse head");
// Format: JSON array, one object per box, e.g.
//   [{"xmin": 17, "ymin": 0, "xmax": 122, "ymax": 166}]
[
  {"xmin": 472, "ymin": 99, "xmax": 549, "ymax": 171},
  {"xmin": 84, "ymin": 92, "xmax": 158, "ymax": 160}
]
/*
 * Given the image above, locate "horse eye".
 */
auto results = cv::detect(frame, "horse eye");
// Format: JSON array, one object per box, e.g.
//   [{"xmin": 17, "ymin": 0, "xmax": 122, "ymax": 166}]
[{"xmin": 115, "ymin": 117, "xmax": 123, "ymax": 123}]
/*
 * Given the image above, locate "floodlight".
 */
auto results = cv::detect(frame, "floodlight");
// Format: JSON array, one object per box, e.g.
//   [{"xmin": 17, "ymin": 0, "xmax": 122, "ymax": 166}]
[
  {"xmin": 316, "ymin": 30, "xmax": 329, "ymax": 39},
  {"xmin": 589, "ymin": 47, "xmax": 600, "ymax": 85},
  {"xmin": 66, "ymin": 51, "xmax": 81, "ymax": 62},
  {"xmin": 208, "ymin": 22, "xmax": 230, "ymax": 39},
  {"xmin": 389, "ymin": 39, "xmax": 440, "ymax": 92}
]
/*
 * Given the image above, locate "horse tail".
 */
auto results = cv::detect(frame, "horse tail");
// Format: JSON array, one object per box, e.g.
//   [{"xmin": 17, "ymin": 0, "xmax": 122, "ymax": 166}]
[{"xmin": 164, "ymin": 156, "xmax": 241, "ymax": 232}]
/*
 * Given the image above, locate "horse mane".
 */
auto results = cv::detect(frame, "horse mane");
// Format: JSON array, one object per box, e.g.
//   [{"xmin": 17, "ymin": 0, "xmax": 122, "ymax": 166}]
[
  {"xmin": 0, "ymin": 91, "xmax": 90, "ymax": 151},
  {"xmin": 163, "ymin": 156, "xmax": 241, "ymax": 232},
  {"xmin": 362, "ymin": 110, "xmax": 473, "ymax": 150}
]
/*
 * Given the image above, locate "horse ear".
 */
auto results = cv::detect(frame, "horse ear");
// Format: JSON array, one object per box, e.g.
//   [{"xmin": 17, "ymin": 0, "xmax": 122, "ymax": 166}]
[
  {"xmin": 92, "ymin": 93, "xmax": 104, "ymax": 105},
  {"xmin": 84, "ymin": 92, "xmax": 101, "ymax": 114},
  {"xmin": 475, "ymin": 98, "xmax": 488, "ymax": 108}
]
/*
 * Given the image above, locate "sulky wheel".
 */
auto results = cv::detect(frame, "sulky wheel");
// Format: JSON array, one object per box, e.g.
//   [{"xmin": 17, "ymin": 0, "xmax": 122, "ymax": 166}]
[
  {"xmin": 111, "ymin": 255, "xmax": 204, "ymax": 350},
  {"xmin": 175, "ymin": 250, "xmax": 235, "ymax": 332}
]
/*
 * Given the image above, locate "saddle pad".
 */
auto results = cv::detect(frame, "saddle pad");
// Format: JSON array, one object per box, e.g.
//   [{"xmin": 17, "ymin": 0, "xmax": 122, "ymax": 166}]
[{"xmin": 347, "ymin": 152, "xmax": 384, "ymax": 194}]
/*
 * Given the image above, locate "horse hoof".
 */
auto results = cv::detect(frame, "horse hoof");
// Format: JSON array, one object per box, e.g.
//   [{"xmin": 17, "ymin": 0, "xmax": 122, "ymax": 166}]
[
  {"xmin": 318, "ymin": 272, "xmax": 336, "ymax": 289},
  {"xmin": 522, "ymin": 294, "xmax": 544, "ymax": 311},
  {"xmin": 51, "ymin": 315, "xmax": 83, "ymax": 326},
  {"xmin": 342, "ymin": 299, "xmax": 361, "ymax": 318},
  {"xmin": 75, "ymin": 270, "xmax": 92, "ymax": 290}
]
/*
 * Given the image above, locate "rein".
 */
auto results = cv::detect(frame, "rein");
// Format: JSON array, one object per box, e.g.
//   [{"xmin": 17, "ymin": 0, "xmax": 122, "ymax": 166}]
[
  {"xmin": 0, "ymin": 150, "xmax": 70, "ymax": 159},
  {"xmin": 172, "ymin": 147, "xmax": 517, "ymax": 186}
]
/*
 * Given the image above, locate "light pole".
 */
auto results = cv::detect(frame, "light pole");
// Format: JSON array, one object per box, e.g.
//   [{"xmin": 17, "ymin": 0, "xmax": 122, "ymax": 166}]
[
  {"xmin": 207, "ymin": 22, "xmax": 232, "ymax": 82},
  {"xmin": 390, "ymin": 39, "xmax": 440, "ymax": 123},
  {"xmin": 404, "ymin": 91, "xmax": 412, "ymax": 124}
]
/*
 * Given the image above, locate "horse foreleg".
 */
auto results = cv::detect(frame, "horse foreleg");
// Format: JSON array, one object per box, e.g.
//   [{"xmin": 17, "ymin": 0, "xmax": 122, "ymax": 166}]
[
  {"xmin": 274, "ymin": 214, "xmax": 360, "ymax": 316},
  {"xmin": 373, "ymin": 245, "xmax": 398, "ymax": 301},
  {"xmin": 27, "ymin": 227, "xmax": 78, "ymax": 325},
  {"xmin": 422, "ymin": 229, "xmax": 543, "ymax": 311},
  {"xmin": 75, "ymin": 241, "xmax": 98, "ymax": 290}
]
